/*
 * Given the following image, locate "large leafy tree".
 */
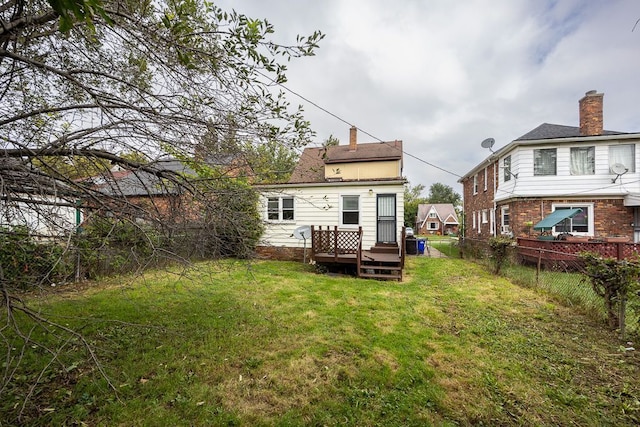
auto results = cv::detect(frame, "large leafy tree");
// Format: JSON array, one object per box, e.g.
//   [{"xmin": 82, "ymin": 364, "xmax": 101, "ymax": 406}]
[
  {"xmin": 404, "ymin": 182, "xmax": 428, "ymax": 227},
  {"xmin": 0, "ymin": 0, "xmax": 322, "ymax": 420},
  {"xmin": 427, "ymin": 183, "xmax": 462, "ymax": 207}
]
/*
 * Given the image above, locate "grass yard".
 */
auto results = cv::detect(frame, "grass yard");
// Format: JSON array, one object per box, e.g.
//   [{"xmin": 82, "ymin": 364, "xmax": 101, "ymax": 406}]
[{"xmin": 2, "ymin": 256, "xmax": 639, "ymax": 426}]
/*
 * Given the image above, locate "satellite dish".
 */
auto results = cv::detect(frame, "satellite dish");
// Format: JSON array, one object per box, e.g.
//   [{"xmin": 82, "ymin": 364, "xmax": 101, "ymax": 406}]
[
  {"xmin": 611, "ymin": 163, "xmax": 629, "ymax": 183},
  {"xmin": 293, "ymin": 225, "xmax": 311, "ymax": 240},
  {"xmin": 481, "ymin": 137, "xmax": 495, "ymax": 151},
  {"xmin": 612, "ymin": 163, "xmax": 628, "ymax": 175},
  {"xmin": 293, "ymin": 225, "xmax": 312, "ymax": 264}
]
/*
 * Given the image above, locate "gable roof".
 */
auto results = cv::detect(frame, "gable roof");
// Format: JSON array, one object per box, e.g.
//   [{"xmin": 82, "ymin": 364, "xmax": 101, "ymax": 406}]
[
  {"xmin": 516, "ymin": 123, "xmax": 626, "ymax": 141},
  {"xmin": 416, "ymin": 203, "xmax": 459, "ymax": 225},
  {"xmin": 288, "ymin": 141, "xmax": 403, "ymax": 184}
]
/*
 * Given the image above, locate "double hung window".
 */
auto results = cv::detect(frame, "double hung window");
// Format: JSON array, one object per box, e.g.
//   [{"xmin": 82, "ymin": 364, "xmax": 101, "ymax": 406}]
[
  {"xmin": 570, "ymin": 146, "xmax": 595, "ymax": 175},
  {"xmin": 609, "ymin": 144, "xmax": 635, "ymax": 173},
  {"xmin": 534, "ymin": 149, "xmax": 557, "ymax": 176},
  {"xmin": 341, "ymin": 195, "xmax": 359, "ymax": 225},
  {"xmin": 267, "ymin": 197, "xmax": 294, "ymax": 221}
]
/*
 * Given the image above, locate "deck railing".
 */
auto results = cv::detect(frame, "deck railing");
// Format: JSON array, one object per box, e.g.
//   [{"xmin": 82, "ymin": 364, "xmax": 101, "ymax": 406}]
[
  {"xmin": 311, "ymin": 226, "xmax": 362, "ymax": 263},
  {"xmin": 517, "ymin": 237, "xmax": 640, "ymax": 261}
]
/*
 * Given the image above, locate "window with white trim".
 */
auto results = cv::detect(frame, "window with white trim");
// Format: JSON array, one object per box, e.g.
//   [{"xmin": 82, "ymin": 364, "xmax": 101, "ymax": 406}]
[
  {"xmin": 267, "ymin": 197, "xmax": 294, "ymax": 221},
  {"xmin": 534, "ymin": 148, "xmax": 557, "ymax": 176},
  {"xmin": 609, "ymin": 144, "xmax": 635, "ymax": 173},
  {"xmin": 472, "ymin": 211, "xmax": 476, "ymax": 229},
  {"xmin": 428, "ymin": 222, "xmax": 439, "ymax": 230},
  {"xmin": 482, "ymin": 209, "xmax": 488, "ymax": 224},
  {"xmin": 501, "ymin": 206, "xmax": 510, "ymax": 232},
  {"xmin": 473, "ymin": 174, "xmax": 478, "ymax": 195},
  {"xmin": 503, "ymin": 155, "xmax": 512, "ymax": 182},
  {"xmin": 429, "ymin": 212, "xmax": 437, "ymax": 218},
  {"xmin": 570, "ymin": 146, "xmax": 595, "ymax": 175},
  {"xmin": 341, "ymin": 195, "xmax": 359, "ymax": 225},
  {"xmin": 484, "ymin": 167, "xmax": 488, "ymax": 191},
  {"xmin": 553, "ymin": 204, "xmax": 593, "ymax": 235}
]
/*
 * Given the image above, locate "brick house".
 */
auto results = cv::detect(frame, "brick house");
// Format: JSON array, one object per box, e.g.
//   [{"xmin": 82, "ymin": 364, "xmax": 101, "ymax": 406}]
[
  {"xmin": 415, "ymin": 203, "xmax": 459, "ymax": 236},
  {"xmin": 459, "ymin": 90, "xmax": 640, "ymax": 242}
]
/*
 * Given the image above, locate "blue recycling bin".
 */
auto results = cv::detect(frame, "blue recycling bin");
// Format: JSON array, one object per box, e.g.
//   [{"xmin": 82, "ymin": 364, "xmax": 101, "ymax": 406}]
[{"xmin": 417, "ymin": 239, "xmax": 426, "ymax": 254}]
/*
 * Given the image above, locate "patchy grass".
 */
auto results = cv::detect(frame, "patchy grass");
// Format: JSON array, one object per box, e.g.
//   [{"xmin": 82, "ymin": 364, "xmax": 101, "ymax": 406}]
[{"xmin": 2, "ymin": 257, "xmax": 639, "ymax": 426}]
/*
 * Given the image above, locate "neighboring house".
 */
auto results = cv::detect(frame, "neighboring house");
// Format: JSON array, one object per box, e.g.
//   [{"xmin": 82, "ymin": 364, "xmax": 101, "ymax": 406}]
[
  {"xmin": 415, "ymin": 203, "xmax": 459, "ymax": 236},
  {"xmin": 85, "ymin": 158, "xmax": 197, "ymax": 223},
  {"xmin": 256, "ymin": 126, "xmax": 405, "ymax": 262},
  {"xmin": 459, "ymin": 90, "xmax": 640, "ymax": 242}
]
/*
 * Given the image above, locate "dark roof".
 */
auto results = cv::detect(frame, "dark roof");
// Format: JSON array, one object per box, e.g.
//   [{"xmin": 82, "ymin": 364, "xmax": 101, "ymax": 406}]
[
  {"xmin": 93, "ymin": 159, "xmax": 196, "ymax": 197},
  {"xmin": 516, "ymin": 123, "xmax": 626, "ymax": 141},
  {"xmin": 288, "ymin": 141, "xmax": 403, "ymax": 184},
  {"xmin": 323, "ymin": 140, "xmax": 402, "ymax": 164}
]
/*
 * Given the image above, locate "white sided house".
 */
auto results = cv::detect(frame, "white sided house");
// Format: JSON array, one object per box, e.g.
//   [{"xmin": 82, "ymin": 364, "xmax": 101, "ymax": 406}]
[
  {"xmin": 460, "ymin": 90, "xmax": 640, "ymax": 242},
  {"xmin": 256, "ymin": 127, "xmax": 406, "ymax": 279}
]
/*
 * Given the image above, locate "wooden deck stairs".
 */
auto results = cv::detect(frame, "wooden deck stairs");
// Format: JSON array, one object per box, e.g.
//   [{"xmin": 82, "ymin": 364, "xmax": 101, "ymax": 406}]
[
  {"xmin": 311, "ymin": 226, "xmax": 405, "ymax": 281},
  {"xmin": 359, "ymin": 243, "xmax": 403, "ymax": 281}
]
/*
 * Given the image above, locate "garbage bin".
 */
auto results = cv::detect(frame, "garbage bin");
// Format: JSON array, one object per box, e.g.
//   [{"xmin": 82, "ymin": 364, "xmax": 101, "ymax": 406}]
[
  {"xmin": 405, "ymin": 237, "xmax": 417, "ymax": 255},
  {"xmin": 417, "ymin": 239, "xmax": 426, "ymax": 255}
]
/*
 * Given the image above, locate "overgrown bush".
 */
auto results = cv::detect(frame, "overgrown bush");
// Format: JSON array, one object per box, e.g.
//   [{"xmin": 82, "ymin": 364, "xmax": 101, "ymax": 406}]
[
  {"xmin": 488, "ymin": 236, "xmax": 514, "ymax": 274},
  {"xmin": 77, "ymin": 218, "xmax": 162, "ymax": 278},
  {"xmin": 579, "ymin": 252, "xmax": 640, "ymax": 334},
  {"xmin": 0, "ymin": 225, "xmax": 73, "ymax": 289}
]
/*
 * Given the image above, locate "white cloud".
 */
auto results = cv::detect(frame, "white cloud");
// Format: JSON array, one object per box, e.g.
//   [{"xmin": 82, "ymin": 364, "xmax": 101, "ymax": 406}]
[{"xmin": 216, "ymin": 0, "xmax": 640, "ymax": 193}]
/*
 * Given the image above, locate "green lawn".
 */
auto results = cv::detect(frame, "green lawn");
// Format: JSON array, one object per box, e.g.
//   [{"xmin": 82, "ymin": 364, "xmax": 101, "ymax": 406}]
[{"xmin": 3, "ymin": 257, "xmax": 639, "ymax": 426}]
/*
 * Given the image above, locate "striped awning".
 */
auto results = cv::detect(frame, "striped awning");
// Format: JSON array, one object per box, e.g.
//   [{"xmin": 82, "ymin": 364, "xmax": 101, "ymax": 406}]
[{"xmin": 533, "ymin": 208, "xmax": 582, "ymax": 231}]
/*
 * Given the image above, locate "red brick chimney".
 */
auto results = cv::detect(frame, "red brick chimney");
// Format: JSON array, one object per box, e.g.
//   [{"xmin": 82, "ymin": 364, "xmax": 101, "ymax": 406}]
[
  {"xmin": 349, "ymin": 126, "xmax": 357, "ymax": 151},
  {"xmin": 579, "ymin": 90, "xmax": 604, "ymax": 136}
]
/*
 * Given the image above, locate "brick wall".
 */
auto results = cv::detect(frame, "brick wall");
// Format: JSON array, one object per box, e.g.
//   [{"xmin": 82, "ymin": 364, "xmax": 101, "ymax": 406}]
[
  {"xmin": 255, "ymin": 245, "xmax": 306, "ymax": 262},
  {"xmin": 462, "ymin": 161, "xmax": 497, "ymax": 239},
  {"xmin": 508, "ymin": 198, "xmax": 633, "ymax": 239}
]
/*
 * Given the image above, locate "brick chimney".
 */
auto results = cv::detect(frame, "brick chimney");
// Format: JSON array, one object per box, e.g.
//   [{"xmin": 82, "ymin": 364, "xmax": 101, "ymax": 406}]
[
  {"xmin": 349, "ymin": 126, "xmax": 357, "ymax": 151},
  {"xmin": 579, "ymin": 90, "xmax": 604, "ymax": 136}
]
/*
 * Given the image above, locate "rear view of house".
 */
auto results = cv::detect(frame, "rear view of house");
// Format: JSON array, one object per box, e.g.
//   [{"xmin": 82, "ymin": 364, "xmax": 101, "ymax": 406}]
[{"xmin": 256, "ymin": 127, "xmax": 406, "ymax": 279}]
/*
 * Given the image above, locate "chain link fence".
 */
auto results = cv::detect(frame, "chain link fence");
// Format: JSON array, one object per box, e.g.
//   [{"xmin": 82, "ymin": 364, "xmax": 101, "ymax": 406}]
[{"xmin": 451, "ymin": 237, "xmax": 639, "ymax": 337}]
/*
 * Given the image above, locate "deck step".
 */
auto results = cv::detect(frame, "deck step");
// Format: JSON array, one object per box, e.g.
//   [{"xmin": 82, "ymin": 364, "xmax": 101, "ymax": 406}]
[
  {"xmin": 359, "ymin": 272, "xmax": 402, "ymax": 280},
  {"xmin": 369, "ymin": 245, "xmax": 400, "ymax": 254},
  {"xmin": 360, "ymin": 265, "xmax": 402, "ymax": 271}
]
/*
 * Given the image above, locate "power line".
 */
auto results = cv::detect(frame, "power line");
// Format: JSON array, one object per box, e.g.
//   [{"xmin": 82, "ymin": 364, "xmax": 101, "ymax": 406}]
[{"xmin": 256, "ymin": 70, "xmax": 462, "ymax": 179}]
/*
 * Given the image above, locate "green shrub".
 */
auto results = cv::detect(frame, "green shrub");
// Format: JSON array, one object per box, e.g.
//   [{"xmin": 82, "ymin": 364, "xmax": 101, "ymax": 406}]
[{"xmin": 0, "ymin": 225, "xmax": 72, "ymax": 289}]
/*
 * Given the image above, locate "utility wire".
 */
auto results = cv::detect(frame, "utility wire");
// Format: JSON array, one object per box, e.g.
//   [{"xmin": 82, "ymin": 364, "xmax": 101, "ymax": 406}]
[{"xmin": 257, "ymin": 70, "xmax": 462, "ymax": 178}]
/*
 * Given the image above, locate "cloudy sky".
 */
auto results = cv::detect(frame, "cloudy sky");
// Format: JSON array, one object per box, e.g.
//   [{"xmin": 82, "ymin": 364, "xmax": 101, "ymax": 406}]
[{"xmin": 218, "ymin": 0, "xmax": 640, "ymax": 196}]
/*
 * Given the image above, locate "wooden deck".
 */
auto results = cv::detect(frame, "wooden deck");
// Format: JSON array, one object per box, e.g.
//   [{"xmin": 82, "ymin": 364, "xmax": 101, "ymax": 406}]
[{"xmin": 311, "ymin": 226, "xmax": 405, "ymax": 281}]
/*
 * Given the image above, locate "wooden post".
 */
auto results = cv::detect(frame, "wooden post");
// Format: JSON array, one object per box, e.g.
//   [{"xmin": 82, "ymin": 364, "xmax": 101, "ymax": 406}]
[
  {"xmin": 536, "ymin": 248, "xmax": 542, "ymax": 284},
  {"xmin": 333, "ymin": 225, "xmax": 338, "ymax": 263}
]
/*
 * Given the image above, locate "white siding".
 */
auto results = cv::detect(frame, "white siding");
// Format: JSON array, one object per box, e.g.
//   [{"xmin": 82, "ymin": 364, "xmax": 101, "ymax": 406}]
[
  {"xmin": 259, "ymin": 183, "xmax": 404, "ymax": 249},
  {"xmin": 495, "ymin": 138, "xmax": 640, "ymax": 202}
]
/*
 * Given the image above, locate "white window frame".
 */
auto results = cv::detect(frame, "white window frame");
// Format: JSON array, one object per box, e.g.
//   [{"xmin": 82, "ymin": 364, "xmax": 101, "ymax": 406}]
[
  {"xmin": 551, "ymin": 203, "xmax": 594, "ymax": 236},
  {"xmin": 427, "ymin": 222, "xmax": 439, "ymax": 230},
  {"xmin": 503, "ymin": 155, "xmax": 512, "ymax": 182},
  {"xmin": 484, "ymin": 167, "xmax": 488, "ymax": 191},
  {"xmin": 609, "ymin": 144, "xmax": 636, "ymax": 173},
  {"xmin": 501, "ymin": 206, "xmax": 510, "ymax": 233},
  {"xmin": 473, "ymin": 174, "xmax": 478, "ymax": 195},
  {"xmin": 472, "ymin": 211, "xmax": 476, "ymax": 229},
  {"xmin": 534, "ymin": 148, "xmax": 557, "ymax": 176},
  {"xmin": 429, "ymin": 212, "xmax": 437, "ymax": 218},
  {"xmin": 482, "ymin": 209, "xmax": 488, "ymax": 224},
  {"xmin": 266, "ymin": 196, "xmax": 295, "ymax": 222},
  {"xmin": 570, "ymin": 146, "xmax": 595, "ymax": 175},
  {"xmin": 340, "ymin": 194, "xmax": 360, "ymax": 227}
]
